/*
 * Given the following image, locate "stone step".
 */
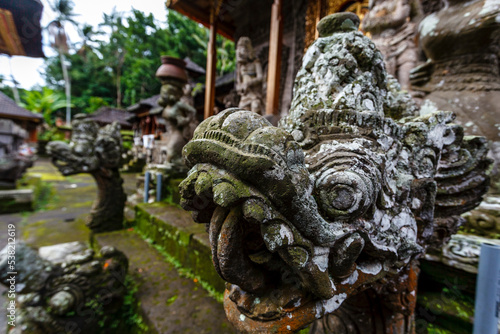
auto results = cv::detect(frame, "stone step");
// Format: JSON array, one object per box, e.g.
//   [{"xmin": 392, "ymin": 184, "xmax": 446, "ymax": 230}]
[
  {"xmin": 134, "ymin": 202, "xmax": 225, "ymax": 293},
  {"xmin": 92, "ymin": 229, "xmax": 235, "ymax": 334}
]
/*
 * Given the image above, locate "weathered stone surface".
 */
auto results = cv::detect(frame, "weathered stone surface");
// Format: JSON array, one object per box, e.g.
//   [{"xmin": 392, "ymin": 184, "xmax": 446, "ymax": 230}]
[
  {"xmin": 47, "ymin": 116, "xmax": 126, "ymax": 232},
  {"xmin": 0, "ymin": 242, "xmax": 128, "ymax": 333},
  {"xmin": 462, "ymin": 195, "xmax": 500, "ymax": 238},
  {"xmin": 179, "ymin": 13, "xmax": 490, "ymax": 333},
  {"xmin": 426, "ymin": 234, "xmax": 500, "ymax": 274}
]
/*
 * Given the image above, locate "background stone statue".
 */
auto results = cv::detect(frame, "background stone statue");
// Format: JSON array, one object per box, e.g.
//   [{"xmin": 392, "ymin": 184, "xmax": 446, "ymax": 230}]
[
  {"xmin": 0, "ymin": 242, "xmax": 128, "ymax": 333},
  {"xmin": 236, "ymin": 37, "xmax": 264, "ymax": 114},
  {"xmin": 154, "ymin": 56, "xmax": 198, "ymax": 171},
  {"xmin": 179, "ymin": 13, "xmax": 490, "ymax": 333},
  {"xmin": 362, "ymin": 0, "xmax": 422, "ymax": 91},
  {"xmin": 410, "ymin": 0, "xmax": 500, "ymax": 193},
  {"xmin": 47, "ymin": 116, "xmax": 126, "ymax": 232}
]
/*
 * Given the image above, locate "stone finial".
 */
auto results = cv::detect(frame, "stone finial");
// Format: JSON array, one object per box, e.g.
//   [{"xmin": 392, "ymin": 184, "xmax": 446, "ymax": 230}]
[{"xmin": 317, "ymin": 12, "xmax": 360, "ymax": 37}]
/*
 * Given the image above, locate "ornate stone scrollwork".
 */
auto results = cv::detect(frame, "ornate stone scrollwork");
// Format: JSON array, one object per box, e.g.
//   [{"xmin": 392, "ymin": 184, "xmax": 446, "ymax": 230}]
[
  {"xmin": 180, "ymin": 13, "xmax": 490, "ymax": 333},
  {"xmin": 47, "ymin": 116, "xmax": 126, "ymax": 232},
  {"xmin": 0, "ymin": 242, "xmax": 128, "ymax": 333}
]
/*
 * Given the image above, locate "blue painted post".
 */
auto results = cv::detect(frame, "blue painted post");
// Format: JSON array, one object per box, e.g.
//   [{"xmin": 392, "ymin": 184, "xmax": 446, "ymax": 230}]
[
  {"xmin": 473, "ymin": 243, "xmax": 500, "ymax": 334},
  {"xmin": 144, "ymin": 171, "xmax": 150, "ymax": 203},
  {"xmin": 156, "ymin": 173, "xmax": 162, "ymax": 202}
]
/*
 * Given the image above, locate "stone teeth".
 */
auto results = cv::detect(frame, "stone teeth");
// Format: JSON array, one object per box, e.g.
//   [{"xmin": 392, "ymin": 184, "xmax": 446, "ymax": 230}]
[
  {"xmin": 213, "ymin": 182, "xmax": 239, "ymax": 207},
  {"xmin": 194, "ymin": 172, "xmax": 213, "ymax": 196}
]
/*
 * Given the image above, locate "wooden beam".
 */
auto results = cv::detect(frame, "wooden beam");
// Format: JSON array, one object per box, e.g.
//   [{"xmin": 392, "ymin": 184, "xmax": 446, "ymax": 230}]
[
  {"xmin": 315, "ymin": 0, "xmax": 322, "ymax": 40},
  {"xmin": 265, "ymin": 0, "xmax": 283, "ymax": 116},
  {"xmin": 204, "ymin": 7, "xmax": 218, "ymax": 119},
  {"xmin": 0, "ymin": 9, "xmax": 26, "ymax": 56},
  {"xmin": 167, "ymin": 0, "xmax": 235, "ymax": 40}
]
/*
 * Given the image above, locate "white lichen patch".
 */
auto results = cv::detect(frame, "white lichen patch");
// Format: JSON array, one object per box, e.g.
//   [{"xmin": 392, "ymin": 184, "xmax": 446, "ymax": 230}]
[
  {"xmin": 358, "ymin": 261, "xmax": 382, "ymax": 275},
  {"xmin": 312, "ymin": 247, "xmax": 330, "ymax": 272},
  {"xmin": 419, "ymin": 14, "xmax": 439, "ymax": 37},
  {"xmin": 279, "ymin": 224, "xmax": 294, "ymax": 244},
  {"xmin": 341, "ymin": 269, "xmax": 359, "ymax": 285},
  {"xmin": 315, "ymin": 293, "xmax": 347, "ymax": 318}
]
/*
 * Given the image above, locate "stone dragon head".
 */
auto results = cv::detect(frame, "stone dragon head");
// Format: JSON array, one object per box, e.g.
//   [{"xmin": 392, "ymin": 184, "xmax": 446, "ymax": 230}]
[
  {"xmin": 47, "ymin": 117, "xmax": 122, "ymax": 176},
  {"xmin": 47, "ymin": 117, "xmax": 126, "ymax": 232},
  {"xmin": 179, "ymin": 13, "xmax": 490, "ymax": 333}
]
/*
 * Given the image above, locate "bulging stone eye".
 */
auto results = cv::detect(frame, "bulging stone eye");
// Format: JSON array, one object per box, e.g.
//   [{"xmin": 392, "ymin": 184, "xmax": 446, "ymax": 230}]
[{"xmin": 315, "ymin": 170, "xmax": 375, "ymax": 221}]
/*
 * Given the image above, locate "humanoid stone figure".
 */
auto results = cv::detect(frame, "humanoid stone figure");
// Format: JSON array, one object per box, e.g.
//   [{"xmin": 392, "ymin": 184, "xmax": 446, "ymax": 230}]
[
  {"xmin": 47, "ymin": 116, "xmax": 126, "ymax": 232},
  {"xmin": 236, "ymin": 37, "xmax": 264, "ymax": 114},
  {"xmin": 179, "ymin": 13, "xmax": 490, "ymax": 333},
  {"xmin": 155, "ymin": 56, "xmax": 198, "ymax": 170},
  {"xmin": 0, "ymin": 242, "xmax": 128, "ymax": 333},
  {"xmin": 362, "ymin": 0, "xmax": 422, "ymax": 91}
]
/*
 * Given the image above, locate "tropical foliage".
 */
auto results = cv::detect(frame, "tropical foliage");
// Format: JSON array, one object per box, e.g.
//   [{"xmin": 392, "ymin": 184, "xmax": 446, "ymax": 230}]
[
  {"xmin": 42, "ymin": 8, "xmax": 236, "ymax": 115},
  {"xmin": 18, "ymin": 87, "xmax": 70, "ymax": 125}
]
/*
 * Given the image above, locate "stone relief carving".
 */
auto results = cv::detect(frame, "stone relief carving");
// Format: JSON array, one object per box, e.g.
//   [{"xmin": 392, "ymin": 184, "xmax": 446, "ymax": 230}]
[
  {"xmin": 410, "ymin": 0, "xmax": 500, "ymax": 188},
  {"xmin": 362, "ymin": 0, "xmax": 422, "ymax": 92},
  {"xmin": 236, "ymin": 37, "xmax": 265, "ymax": 114},
  {"xmin": 47, "ymin": 116, "xmax": 126, "ymax": 232},
  {"xmin": 179, "ymin": 13, "xmax": 490, "ymax": 333},
  {"xmin": 0, "ymin": 242, "xmax": 128, "ymax": 333},
  {"xmin": 462, "ymin": 196, "xmax": 500, "ymax": 238},
  {"xmin": 426, "ymin": 234, "xmax": 500, "ymax": 274}
]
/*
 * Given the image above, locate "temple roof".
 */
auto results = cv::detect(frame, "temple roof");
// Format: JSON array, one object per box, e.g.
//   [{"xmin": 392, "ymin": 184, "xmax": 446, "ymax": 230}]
[
  {"xmin": 0, "ymin": 91, "xmax": 43, "ymax": 122},
  {"xmin": 166, "ymin": 0, "xmax": 236, "ymax": 40},
  {"xmin": 89, "ymin": 107, "xmax": 134, "ymax": 128},
  {"xmin": 0, "ymin": 0, "xmax": 44, "ymax": 57},
  {"xmin": 127, "ymin": 95, "xmax": 161, "ymax": 114},
  {"xmin": 184, "ymin": 57, "xmax": 206, "ymax": 77}
]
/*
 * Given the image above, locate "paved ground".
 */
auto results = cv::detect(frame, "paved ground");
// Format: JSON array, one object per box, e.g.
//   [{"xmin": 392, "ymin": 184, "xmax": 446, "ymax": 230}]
[
  {"xmin": 95, "ymin": 231, "xmax": 234, "ymax": 334},
  {"xmin": 0, "ymin": 158, "xmax": 234, "ymax": 333}
]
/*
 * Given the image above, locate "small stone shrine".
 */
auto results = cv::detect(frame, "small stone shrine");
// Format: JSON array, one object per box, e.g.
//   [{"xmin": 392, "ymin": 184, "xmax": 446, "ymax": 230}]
[
  {"xmin": 0, "ymin": 242, "xmax": 128, "ymax": 333},
  {"xmin": 236, "ymin": 37, "xmax": 265, "ymax": 114},
  {"xmin": 0, "ymin": 119, "xmax": 34, "ymax": 188},
  {"xmin": 47, "ymin": 115, "xmax": 126, "ymax": 232},
  {"xmin": 179, "ymin": 13, "xmax": 490, "ymax": 333}
]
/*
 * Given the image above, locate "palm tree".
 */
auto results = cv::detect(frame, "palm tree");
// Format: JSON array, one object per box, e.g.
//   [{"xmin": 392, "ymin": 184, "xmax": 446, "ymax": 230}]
[
  {"xmin": 19, "ymin": 87, "xmax": 71, "ymax": 126},
  {"xmin": 47, "ymin": 0, "xmax": 78, "ymax": 125},
  {"xmin": 100, "ymin": 9, "xmax": 126, "ymax": 108}
]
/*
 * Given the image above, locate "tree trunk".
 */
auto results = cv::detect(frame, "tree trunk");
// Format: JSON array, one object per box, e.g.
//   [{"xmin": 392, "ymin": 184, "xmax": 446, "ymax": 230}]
[
  {"xmin": 116, "ymin": 65, "xmax": 122, "ymax": 108},
  {"xmin": 59, "ymin": 51, "xmax": 71, "ymax": 124},
  {"xmin": 8, "ymin": 57, "xmax": 20, "ymax": 104}
]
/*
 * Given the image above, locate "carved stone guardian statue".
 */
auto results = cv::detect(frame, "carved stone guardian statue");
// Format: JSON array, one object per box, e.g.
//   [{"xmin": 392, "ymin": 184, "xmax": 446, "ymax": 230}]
[
  {"xmin": 236, "ymin": 37, "xmax": 264, "ymax": 114},
  {"xmin": 179, "ymin": 13, "xmax": 490, "ymax": 333},
  {"xmin": 154, "ymin": 56, "xmax": 198, "ymax": 172},
  {"xmin": 47, "ymin": 116, "xmax": 126, "ymax": 232},
  {"xmin": 362, "ymin": 0, "xmax": 422, "ymax": 91}
]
